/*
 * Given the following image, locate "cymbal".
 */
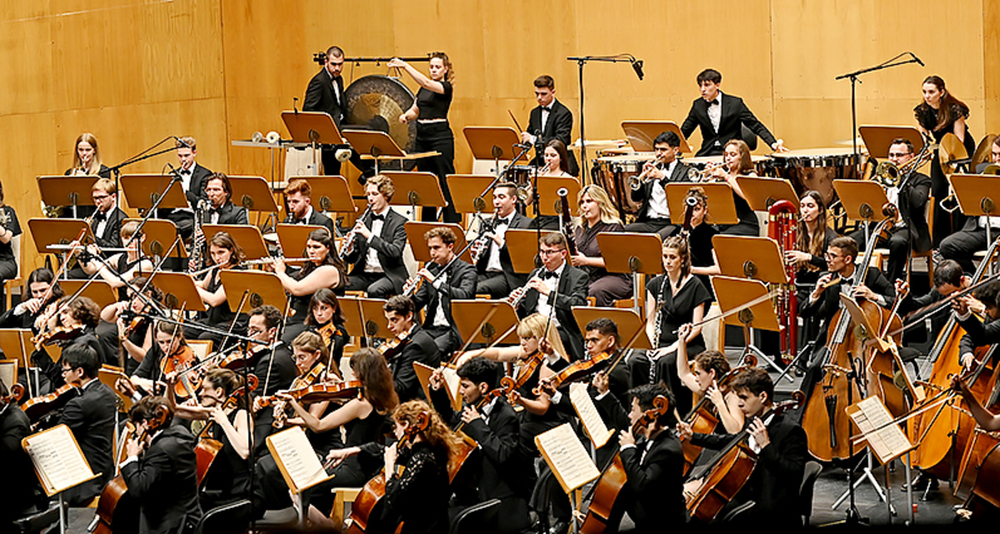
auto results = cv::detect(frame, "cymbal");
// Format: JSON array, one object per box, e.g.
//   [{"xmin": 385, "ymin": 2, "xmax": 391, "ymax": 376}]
[
  {"xmin": 833, "ymin": 137, "xmax": 866, "ymax": 146},
  {"xmin": 971, "ymin": 133, "xmax": 997, "ymax": 171},
  {"xmin": 939, "ymin": 132, "xmax": 969, "ymax": 175}
]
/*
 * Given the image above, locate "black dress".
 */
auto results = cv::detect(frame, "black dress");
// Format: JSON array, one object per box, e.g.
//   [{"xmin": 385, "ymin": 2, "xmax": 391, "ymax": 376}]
[
  {"xmin": 361, "ymin": 440, "xmax": 451, "ymax": 534},
  {"xmin": 201, "ymin": 408, "xmax": 251, "ymax": 509},
  {"xmin": 0, "ymin": 205, "xmax": 21, "ymax": 281},
  {"xmin": 574, "ymin": 221, "xmax": 633, "ymax": 307},
  {"xmin": 915, "ymin": 102, "xmax": 975, "ymax": 245},
  {"xmin": 415, "ymin": 81, "xmax": 458, "ymax": 223}
]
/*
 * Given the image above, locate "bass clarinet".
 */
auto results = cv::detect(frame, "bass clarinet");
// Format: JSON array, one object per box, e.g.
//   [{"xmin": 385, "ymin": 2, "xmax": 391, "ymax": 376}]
[{"xmin": 768, "ymin": 200, "xmax": 797, "ymax": 364}]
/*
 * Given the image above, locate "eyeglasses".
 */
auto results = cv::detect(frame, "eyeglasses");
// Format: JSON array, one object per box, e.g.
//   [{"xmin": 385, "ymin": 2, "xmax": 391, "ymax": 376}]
[
  {"xmin": 539, "ymin": 249, "xmax": 563, "ymax": 256},
  {"xmin": 888, "ymin": 152, "xmax": 910, "ymax": 158},
  {"xmin": 92, "ymin": 194, "xmax": 110, "ymax": 201}
]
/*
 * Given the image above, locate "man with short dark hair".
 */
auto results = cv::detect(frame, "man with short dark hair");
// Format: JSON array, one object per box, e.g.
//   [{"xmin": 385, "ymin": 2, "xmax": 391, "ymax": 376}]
[
  {"xmin": 624, "ymin": 131, "xmax": 689, "ymax": 238},
  {"xmin": 518, "ymin": 233, "xmax": 589, "ymax": 361},
  {"xmin": 521, "ymin": 75, "xmax": 578, "ymax": 176},
  {"xmin": 412, "ymin": 227, "xmax": 476, "ymax": 355},
  {"xmin": 163, "ymin": 136, "xmax": 212, "ymax": 240},
  {"xmin": 304, "ymin": 46, "xmax": 350, "ymax": 176},
  {"xmin": 681, "ymin": 69, "xmax": 787, "ymax": 157},
  {"xmin": 383, "ymin": 295, "xmax": 441, "ymax": 402},
  {"xmin": 475, "ymin": 183, "xmax": 534, "ymax": 298},
  {"xmin": 343, "ymin": 175, "xmax": 409, "ymax": 297}
]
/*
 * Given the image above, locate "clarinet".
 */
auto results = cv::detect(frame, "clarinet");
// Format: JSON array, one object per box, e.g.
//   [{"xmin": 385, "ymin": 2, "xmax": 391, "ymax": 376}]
[{"xmin": 469, "ymin": 213, "xmax": 498, "ymax": 264}]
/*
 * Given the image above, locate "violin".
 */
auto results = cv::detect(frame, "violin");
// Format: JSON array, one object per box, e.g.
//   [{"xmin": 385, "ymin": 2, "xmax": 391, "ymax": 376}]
[
  {"xmin": 21, "ymin": 384, "xmax": 81, "ymax": 426},
  {"xmin": 160, "ymin": 345, "xmax": 201, "ymax": 400},
  {"xmin": 535, "ymin": 351, "xmax": 613, "ymax": 395},
  {"xmin": 499, "ymin": 350, "xmax": 542, "ymax": 401},
  {"xmin": 1, "ymin": 383, "xmax": 25, "ymax": 406},
  {"xmin": 263, "ymin": 362, "xmax": 326, "ymax": 428},
  {"xmin": 194, "ymin": 375, "xmax": 260, "ymax": 487},
  {"xmin": 378, "ymin": 330, "xmax": 411, "ymax": 359},
  {"xmin": 286, "ymin": 380, "xmax": 363, "ymax": 405},
  {"xmin": 317, "ymin": 322, "xmax": 339, "ymax": 349},
  {"xmin": 219, "ymin": 344, "xmax": 269, "ymax": 371},
  {"xmin": 31, "ymin": 324, "xmax": 85, "ymax": 348}
]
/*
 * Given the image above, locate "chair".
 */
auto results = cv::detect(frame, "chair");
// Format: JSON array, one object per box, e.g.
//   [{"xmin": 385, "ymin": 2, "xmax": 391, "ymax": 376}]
[
  {"xmin": 449, "ymin": 498, "xmax": 501, "ymax": 534},
  {"xmin": 4, "ymin": 234, "xmax": 22, "ymax": 312},
  {"xmin": 330, "ymin": 487, "xmax": 362, "ymax": 530},
  {"xmin": 799, "ymin": 460, "xmax": 823, "ymax": 526},
  {"xmin": 12, "ymin": 503, "xmax": 60, "ymax": 534},
  {"xmin": 192, "ymin": 499, "xmax": 251, "ymax": 534}
]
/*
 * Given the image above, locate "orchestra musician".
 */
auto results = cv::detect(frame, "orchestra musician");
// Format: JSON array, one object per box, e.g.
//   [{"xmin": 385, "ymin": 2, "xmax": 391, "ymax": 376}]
[
  {"xmin": 303, "ymin": 45, "xmax": 349, "ymax": 176},
  {"xmin": 303, "ymin": 288, "xmax": 349, "ymax": 369},
  {"xmin": 282, "ymin": 179, "xmax": 337, "ymax": 234},
  {"xmin": 540, "ymin": 140, "xmax": 574, "ymax": 178},
  {"xmin": 121, "ymin": 395, "xmax": 203, "ymax": 534},
  {"xmin": 518, "ymin": 233, "xmax": 589, "ymax": 362},
  {"xmin": 324, "ymin": 400, "xmax": 460, "ymax": 534},
  {"xmin": 624, "ymin": 131, "xmax": 688, "ymax": 239},
  {"xmin": 680, "ymin": 187, "xmax": 721, "ymax": 289},
  {"xmin": 429, "ymin": 356, "xmax": 535, "ymax": 534},
  {"xmin": 390, "ymin": 53, "xmax": 460, "ymax": 223},
  {"xmin": 202, "ymin": 173, "xmax": 249, "ymax": 225},
  {"xmin": 520, "ymin": 75, "xmax": 579, "ymax": 176},
  {"xmin": 60, "ymin": 133, "xmax": 110, "ymax": 219},
  {"xmin": 57, "ymin": 345, "xmax": 117, "ymax": 506},
  {"xmin": 244, "ymin": 304, "xmax": 297, "ymax": 397},
  {"xmin": 676, "ymin": 323, "xmax": 745, "ymax": 433},
  {"xmin": 193, "ymin": 232, "xmax": 247, "ymax": 347},
  {"xmin": 953, "ymin": 281, "xmax": 1000, "ymax": 371},
  {"xmin": 784, "ymin": 190, "xmax": 838, "ymax": 299},
  {"xmin": 101, "ymin": 276, "xmax": 163, "ymax": 375},
  {"xmin": 895, "ymin": 259, "xmax": 968, "ymax": 348},
  {"xmin": 161, "ymin": 136, "xmax": 212, "ymax": 240},
  {"xmin": 273, "ymin": 227, "xmax": 347, "ymax": 339},
  {"xmin": 680, "ymin": 368, "xmax": 807, "ymax": 528},
  {"xmin": 848, "ymin": 138, "xmax": 932, "ymax": 282},
  {"xmin": 34, "ymin": 295, "xmax": 114, "ymax": 378},
  {"xmin": 130, "ymin": 321, "xmax": 192, "ymax": 398},
  {"xmin": 65, "ymin": 178, "xmax": 127, "ymax": 280},
  {"xmin": 343, "ymin": 175, "xmax": 409, "ymax": 298},
  {"xmin": 572, "ymin": 185, "xmax": 633, "ymax": 307},
  {"xmin": 382, "ymin": 295, "xmax": 441, "ymax": 402},
  {"xmin": 76, "ymin": 220, "xmax": 156, "ymax": 300},
  {"xmin": 0, "ymin": 380, "xmax": 41, "ymax": 529},
  {"xmin": 974, "ymin": 135, "xmax": 1000, "ymax": 172},
  {"xmin": 474, "ymin": 182, "xmax": 534, "ymax": 299},
  {"xmin": 411, "ymin": 227, "xmax": 476, "ymax": 356},
  {"xmin": 914, "ymin": 75, "xmax": 975, "ymax": 245},
  {"xmin": 0, "ymin": 267, "xmax": 62, "ymax": 331},
  {"xmin": 0, "ymin": 180, "xmax": 20, "ymax": 293},
  {"xmin": 705, "ymin": 139, "xmax": 761, "ymax": 236},
  {"xmin": 680, "ymin": 69, "xmax": 787, "ymax": 157}
]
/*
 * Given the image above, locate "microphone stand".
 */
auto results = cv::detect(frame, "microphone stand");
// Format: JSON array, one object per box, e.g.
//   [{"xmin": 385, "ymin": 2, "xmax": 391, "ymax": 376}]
[
  {"xmin": 566, "ymin": 54, "xmax": 641, "ymax": 181},
  {"xmin": 836, "ymin": 53, "xmax": 922, "ymax": 179},
  {"xmin": 104, "ymin": 136, "xmax": 181, "ymax": 211}
]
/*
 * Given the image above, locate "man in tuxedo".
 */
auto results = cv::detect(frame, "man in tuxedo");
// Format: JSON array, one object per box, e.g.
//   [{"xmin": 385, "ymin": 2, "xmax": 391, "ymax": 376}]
[
  {"xmin": 343, "ymin": 175, "xmax": 409, "ymax": 297},
  {"xmin": 65, "ymin": 179, "xmax": 125, "ymax": 279},
  {"xmin": 304, "ymin": 45, "xmax": 370, "ymax": 178},
  {"xmin": 412, "ymin": 227, "xmax": 477, "ymax": 355},
  {"xmin": 162, "ymin": 136, "xmax": 212, "ymax": 240},
  {"xmin": 202, "ymin": 173, "xmax": 249, "ymax": 225},
  {"xmin": 475, "ymin": 183, "xmax": 534, "ymax": 298},
  {"xmin": 58, "ymin": 345, "xmax": 116, "ymax": 506},
  {"xmin": 520, "ymin": 75, "xmax": 578, "ymax": 176},
  {"xmin": 122, "ymin": 396, "xmax": 202, "ymax": 534},
  {"xmin": 282, "ymin": 179, "xmax": 336, "ymax": 235},
  {"xmin": 518, "ymin": 233, "xmax": 589, "ymax": 361},
  {"xmin": 429, "ymin": 357, "xmax": 534, "ymax": 534},
  {"xmin": 680, "ymin": 69, "xmax": 787, "ymax": 157},
  {"xmin": 624, "ymin": 131, "xmax": 689, "ymax": 238},
  {"xmin": 942, "ymin": 138, "xmax": 1000, "ymax": 273},
  {"xmin": 383, "ymin": 296, "xmax": 441, "ymax": 402}
]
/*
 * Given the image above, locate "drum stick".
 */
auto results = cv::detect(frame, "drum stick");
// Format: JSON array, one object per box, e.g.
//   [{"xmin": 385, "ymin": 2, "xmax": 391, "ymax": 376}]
[{"xmin": 508, "ymin": 110, "xmax": 524, "ymax": 133}]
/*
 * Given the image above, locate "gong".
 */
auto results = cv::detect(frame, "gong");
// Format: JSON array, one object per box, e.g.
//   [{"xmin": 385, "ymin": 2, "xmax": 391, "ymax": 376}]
[{"xmin": 344, "ymin": 75, "xmax": 417, "ymax": 154}]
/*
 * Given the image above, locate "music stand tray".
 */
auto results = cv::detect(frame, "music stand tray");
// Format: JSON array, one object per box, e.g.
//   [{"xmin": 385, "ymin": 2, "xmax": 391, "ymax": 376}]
[
  {"xmin": 59, "ymin": 280, "xmax": 118, "ymax": 311},
  {"xmin": 274, "ymin": 224, "xmax": 326, "ymax": 258},
  {"xmin": 339, "ymin": 297, "xmax": 390, "ymax": 339},
  {"xmin": 738, "ymin": 176, "xmax": 801, "ymax": 211},
  {"xmin": 950, "ymin": 174, "xmax": 1000, "ymax": 247},
  {"xmin": 123, "ymin": 219, "xmax": 187, "ymax": 258},
  {"xmin": 37, "ymin": 176, "xmax": 99, "ymax": 215},
  {"xmin": 120, "ymin": 174, "xmax": 189, "ymax": 212},
  {"xmin": 832, "ymin": 180, "xmax": 892, "ymax": 223},
  {"xmin": 711, "ymin": 275, "xmax": 788, "ymax": 380},
  {"xmin": 28, "ymin": 219, "xmax": 93, "ymax": 254},
  {"xmin": 859, "ymin": 125, "xmax": 925, "ymax": 159},
  {"xmin": 463, "ymin": 126, "xmax": 528, "ymax": 162},
  {"xmin": 298, "ymin": 176, "xmax": 357, "ymax": 213},
  {"xmin": 344, "ymin": 130, "xmax": 438, "ymax": 176},
  {"xmin": 451, "ymin": 300, "xmax": 520, "ymax": 345},
  {"xmin": 447, "ymin": 175, "xmax": 499, "ymax": 214},
  {"xmin": 380, "ymin": 171, "xmax": 446, "ymax": 210},
  {"xmin": 146, "ymin": 272, "xmax": 206, "ymax": 312},
  {"xmin": 281, "ymin": 110, "xmax": 345, "ymax": 145},
  {"xmin": 537, "ymin": 177, "xmax": 582, "ymax": 217},
  {"xmin": 226, "ymin": 176, "xmax": 279, "ymax": 213},
  {"xmin": 597, "ymin": 233, "xmax": 663, "ymax": 276},
  {"xmin": 620, "ymin": 121, "xmax": 693, "ymax": 154},
  {"xmin": 404, "ymin": 222, "xmax": 471, "ymax": 264},
  {"xmin": 202, "ymin": 225, "xmax": 269, "ymax": 260},
  {"xmin": 571, "ymin": 307, "xmax": 651, "ymax": 350},
  {"xmin": 220, "ymin": 270, "xmax": 288, "ymax": 312},
  {"xmin": 505, "ymin": 229, "xmax": 558, "ymax": 274},
  {"xmin": 713, "ymin": 235, "xmax": 788, "ymax": 285},
  {"xmin": 665, "ymin": 183, "xmax": 738, "ymax": 226}
]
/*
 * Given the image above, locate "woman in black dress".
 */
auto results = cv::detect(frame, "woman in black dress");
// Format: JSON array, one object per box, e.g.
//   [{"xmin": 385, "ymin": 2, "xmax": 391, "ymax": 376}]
[
  {"xmin": 101, "ymin": 276, "xmax": 164, "ymax": 375},
  {"xmin": 0, "ymin": 181, "xmax": 22, "ymax": 293},
  {"xmin": 680, "ymin": 186, "xmax": 720, "ymax": 291},
  {"xmin": 644, "ymin": 236, "xmax": 712, "ymax": 418},
  {"xmin": 390, "ymin": 53, "xmax": 459, "ymax": 223},
  {"xmin": 532, "ymin": 139, "xmax": 578, "ymax": 230},
  {"xmin": 273, "ymin": 228, "xmax": 347, "ymax": 343},
  {"xmin": 571, "ymin": 185, "xmax": 633, "ymax": 306},
  {"xmin": 60, "ymin": 133, "xmax": 110, "ymax": 219},
  {"xmin": 194, "ymin": 232, "xmax": 247, "ymax": 348},
  {"xmin": 915, "ymin": 75, "xmax": 975, "ymax": 245},
  {"xmin": 303, "ymin": 288, "xmax": 348, "ymax": 370},
  {"xmin": 785, "ymin": 190, "xmax": 838, "ymax": 299},
  {"xmin": 708, "ymin": 139, "xmax": 760, "ymax": 236}
]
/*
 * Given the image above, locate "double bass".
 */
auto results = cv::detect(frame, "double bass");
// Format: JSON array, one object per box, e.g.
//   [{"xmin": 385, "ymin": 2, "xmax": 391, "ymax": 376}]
[{"xmin": 800, "ymin": 204, "xmax": 896, "ymax": 461}]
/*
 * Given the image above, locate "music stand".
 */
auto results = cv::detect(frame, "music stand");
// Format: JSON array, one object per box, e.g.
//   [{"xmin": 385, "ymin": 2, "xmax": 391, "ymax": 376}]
[
  {"xmin": 832, "ymin": 180, "xmax": 892, "ymax": 246},
  {"xmin": 28, "ymin": 218, "xmax": 93, "ymax": 259},
  {"xmin": 220, "ymin": 270, "xmax": 288, "ymax": 312},
  {"xmin": 858, "ymin": 125, "xmax": 925, "ymax": 159},
  {"xmin": 710, "ymin": 275, "xmax": 786, "ymax": 375},
  {"xmin": 380, "ymin": 171, "xmax": 446, "ymax": 218},
  {"xmin": 0, "ymin": 329, "xmax": 35, "ymax": 397},
  {"xmin": 712, "ymin": 236, "xmax": 791, "ymax": 379},
  {"xmin": 226, "ymin": 175, "xmax": 279, "ymax": 213},
  {"xmin": 59, "ymin": 280, "xmax": 118, "ymax": 311},
  {"xmin": 463, "ymin": 126, "xmax": 528, "ymax": 169},
  {"xmin": 447, "ymin": 175, "xmax": 499, "ymax": 215},
  {"xmin": 404, "ymin": 222, "xmax": 471, "ymax": 263},
  {"xmin": 950, "ymin": 173, "xmax": 1000, "ymax": 273},
  {"xmin": 620, "ymin": 121, "xmax": 693, "ymax": 154},
  {"xmin": 37, "ymin": 176, "xmax": 98, "ymax": 219},
  {"xmin": 737, "ymin": 177, "xmax": 801, "ymax": 211},
  {"xmin": 274, "ymin": 224, "xmax": 326, "ymax": 258},
  {"xmin": 203, "ymin": 225, "xmax": 269, "ymax": 261},
  {"xmin": 665, "ymin": 183, "xmax": 738, "ymax": 226},
  {"xmin": 298, "ymin": 175, "xmax": 356, "ymax": 214},
  {"xmin": 338, "ymin": 297, "xmax": 390, "ymax": 342},
  {"xmin": 281, "ymin": 110, "xmax": 345, "ymax": 174},
  {"xmin": 343, "ymin": 130, "xmax": 438, "ymax": 175},
  {"xmin": 505, "ymin": 229, "xmax": 558, "ymax": 274},
  {"xmin": 597, "ymin": 233, "xmax": 664, "ymax": 312},
  {"xmin": 120, "ymin": 174, "xmax": 190, "ymax": 215},
  {"xmin": 536, "ymin": 177, "xmax": 582, "ymax": 217},
  {"xmin": 571, "ymin": 307, "xmax": 652, "ymax": 350},
  {"xmin": 123, "ymin": 219, "xmax": 186, "ymax": 260},
  {"xmin": 148, "ymin": 272, "xmax": 206, "ymax": 312},
  {"xmin": 451, "ymin": 300, "xmax": 520, "ymax": 346}
]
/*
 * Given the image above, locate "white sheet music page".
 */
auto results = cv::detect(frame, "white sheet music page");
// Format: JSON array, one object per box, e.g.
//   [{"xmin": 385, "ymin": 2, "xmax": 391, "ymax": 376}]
[
  {"xmin": 23, "ymin": 424, "xmax": 95, "ymax": 494},
  {"xmin": 534, "ymin": 422, "xmax": 600, "ymax": 493},
  {"xmin": 267, "ymin": 426, "xmax": 329, "ymax": 492},
  {"xmin": 569, "ymin": 383, "xmax": 613, "ymax": 448}
]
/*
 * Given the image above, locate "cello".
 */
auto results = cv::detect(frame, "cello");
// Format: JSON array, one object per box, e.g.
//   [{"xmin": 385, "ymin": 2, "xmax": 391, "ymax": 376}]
[{"xmin": 800, "ymin": 204, "xmax": 896, "ymax": 462}]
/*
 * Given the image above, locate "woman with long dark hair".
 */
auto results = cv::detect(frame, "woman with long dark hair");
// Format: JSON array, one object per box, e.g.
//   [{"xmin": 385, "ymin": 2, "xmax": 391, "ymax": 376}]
[{"xmin": 273, "ymin": 227, "xmax": 348, "ymax": 341}]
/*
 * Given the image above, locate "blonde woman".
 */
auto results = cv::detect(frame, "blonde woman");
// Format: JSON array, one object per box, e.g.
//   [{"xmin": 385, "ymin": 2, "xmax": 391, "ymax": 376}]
[
  {"xmin": 66, "ymin": 133, "xmax": 110, "ymax": 177},
  {"xmin": 571, "ymin": 185, "xmax": 632, "ymax": 306}
]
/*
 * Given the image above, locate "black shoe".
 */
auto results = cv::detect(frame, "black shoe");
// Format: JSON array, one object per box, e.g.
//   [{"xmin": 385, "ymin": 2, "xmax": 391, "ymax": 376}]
[
  {"xmin": 901, "ymin": 472, "xmax": 939, "ymax": 491},
  {"xmin": 548, "ymin": 520, "xmax": 569, "ymax": 534}
]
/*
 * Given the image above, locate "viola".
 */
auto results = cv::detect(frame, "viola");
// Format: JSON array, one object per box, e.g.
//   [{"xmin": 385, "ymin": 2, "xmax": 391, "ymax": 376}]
[
  {"xmin": 160, "ymin": 345, "xmax": 201, "ymax": 399},
  {"xmin": 21, "ymin": 384, "xmax": 81, "ymax": 425},
  {"xmin": 287, "ymin": 380, "xmax": 363, "ymax": 404},
  {"xmin": 1, "ymin": 383, "xmax": 25, "ymax": 405}
]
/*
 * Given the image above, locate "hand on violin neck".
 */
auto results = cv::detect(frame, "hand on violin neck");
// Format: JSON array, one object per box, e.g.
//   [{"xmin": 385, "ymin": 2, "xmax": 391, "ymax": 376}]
[
  {"xmin": 618, "ymin": 428, "xmax": 636, "ymax": 447},
  {"xmin": 460, "ymin": 405, "xmax": 481, "ymax": 424}
]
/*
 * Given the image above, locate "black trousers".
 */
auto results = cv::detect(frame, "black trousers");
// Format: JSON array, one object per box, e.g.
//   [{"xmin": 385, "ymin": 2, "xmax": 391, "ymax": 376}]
[
  {"xmin": 476, "ymin": 271, "xmax": 511, "ymax": 299},
  {"xmin": 345, "ymin": 271, "xmax": 396, "ymax": 298},
  {"xmin": 624, "ymin": 219, "xmax": 676, "ymax": 239},
  {"xmin": 940, "ymin": 225, "xmax": 987, "ymax": 274},
  {"xmin": 415, "ymin": 122, "xmax": 459, "ymax": 223}
]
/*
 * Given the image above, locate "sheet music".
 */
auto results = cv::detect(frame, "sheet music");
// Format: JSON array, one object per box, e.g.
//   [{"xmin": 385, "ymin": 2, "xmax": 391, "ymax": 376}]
[
  {"xmin": 534, "ymin": 423, "xmax": 600, "ymax": 493},
  {"xmin": 569, "ymin": 383, "xmax": 613, "ymax": 448},
  {"xmin": 266, "ymin": 426, "xmax": 329, "ymax": 493},
  {"xmin": 442, "ymin": 366, "xmax": 461, "ymax": 402},
  {"xmin": 23, "ymin": 425, "xmax": 95, "ymax": 494},
  {"xmin": 849, "ymin": 396, "xmax": 912, "ymax": 463}
]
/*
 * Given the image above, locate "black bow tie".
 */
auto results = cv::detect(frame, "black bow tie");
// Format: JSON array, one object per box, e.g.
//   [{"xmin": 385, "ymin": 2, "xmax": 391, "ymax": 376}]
[
  {"xmin": 293, "ymin": 218, "xmax": 306, "ymax": 225},
  {"xmin": 542, "ymin": 106, "xmax": 552, "ymax": 112},
  {"xmin": 93, "ymin": 212, "xmax": 106, "ymax": 223},
  {"xmin": 371, "ymin": 214, "xmax": 385, "ymax": 222},
  {"xmin": 540, "ymin": 270, "xmax": 559, "ymax": 280},
  {"xmin": 496, "ymin": 217, "xmax": 511, "ymax": 226},
  {"xmin": 180, "ymin": 169, "xmax": 192, "ymax": 175},
  {"xmin": 707, "ymin": 99, "xmax": 719, "ymax": 107}
]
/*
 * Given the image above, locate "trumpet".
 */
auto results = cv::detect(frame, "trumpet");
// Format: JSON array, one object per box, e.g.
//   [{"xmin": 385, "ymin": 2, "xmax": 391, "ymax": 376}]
[
  {"xmin": 628, "ymin": 161, "xmax": 665, "ymax": 190},
  {"xmin": 687, "ymin": 162, "xmax": 725, "ymax": 182}
]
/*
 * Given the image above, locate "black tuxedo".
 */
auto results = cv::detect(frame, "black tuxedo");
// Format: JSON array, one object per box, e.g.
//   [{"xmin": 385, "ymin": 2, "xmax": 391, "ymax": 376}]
[
  {"xmin": 121, "ymin": 424, "xmax": 203, "ymax": 534},
  {"xmin": 691, "ymin": 412, "xmax": 808, "ymax": 528},
  {"xmin": 413, "ymin": 258, "xmax": 477, "ymax": 354},
  {"xmin": 475, "ymin": 212, "xmax": 534, "ymax": 298},
  {"xmin": 343, "ymin": 209, "xmax": 409, "ymax": 295},
  {"xmin": 680, "ymin": 93, "xmax": 777, "ymax": 157},
  {"xmin": 1, "ymin": 404, "xmax": 39, "ymax": 521},
  {"xmin": 281, "ymin": 206, "xmax": 336, "ymax": 236},
  {"xmin": 59, "ymin": 379, "xmax": 117, "ymax": 506},
  {"xmin": 799, "ymin": 267, "xmax": 896, "ymax": 332},
  {"xmin": 629, "ymin": 161, "xmax": 690, "ymax": 222},
  {"xmin": 958, "ymin": 313, "xmax": 1000, "ymax": 359},
  {"xmin": 527, "ymin": 99, "xmax": 578, "ymax": 176},
  {"xmin": 304, "ymin": 68, "xmax": 346, "ymax": 129},
  {"xmin": 618, "ymin": 430, "xmax": 687, "ymax": 530},
  {"xmin": 161, "ymin": 163, "xmax": 213, "ymax": 238},
  {"xmin": 390, "ymin": 325, "xmax": 442, "ymax": 402},
  {"xmin": 92, "ymin": 207, "xmax": 127, "ymax": 251},
  {"xmin": 518, "ymin": 264, "xmax": 589, "ymax": 361},
  {"xmin": 206, "ymin": 201, "xmax": 249, "ymax": 226}
]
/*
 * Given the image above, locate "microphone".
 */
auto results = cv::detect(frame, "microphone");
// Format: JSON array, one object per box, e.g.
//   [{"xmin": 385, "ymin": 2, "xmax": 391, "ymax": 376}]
[
  {"xmin": 632, "ymin": 59, "xmax": 645, "ymax": 81},
  {"xmin": 173, "ymin": 136, "xmax": 192, "ymax": 149},
  {"xmin": 910, "ymin": 52, "xmax": 924, "ymax": 67}
]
